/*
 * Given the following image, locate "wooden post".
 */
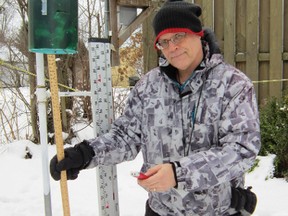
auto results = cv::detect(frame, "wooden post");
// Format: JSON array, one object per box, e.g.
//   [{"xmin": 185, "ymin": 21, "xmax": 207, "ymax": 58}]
[
  {"xmin": 284, "ymin": 0, "xmax": 288, "ymax": 90},
  {"xmin": 259, "ymin": 0, "xmax": 270, "ymax": 103},
  {"xmin": 246, "ymin": 0, "xmax": 259, "ymax": 98},
  {"xmin": 224, "ymin": 0, "xmax": 236, "ymax": 66},
  {"xmin": 47, "ymin": 54, "xmax": 70, "ymax": 216},
  {"xmin": 110, "ymin": 0, "xmax": 120, "ymax": 66},
  {"xmin": 143, "ymin": 9, "xmax": 158, "ymax": 73},
  {"xmin": 214, "ymin": 0, "xmax": 224, "ymax": 52},
  {"xmin": 269, "ymin": 0, "xmax": 283, "ymax": 98},
  {"xmin": 199, "ymin": 0, "xmax": 214, "ymax": 29}
]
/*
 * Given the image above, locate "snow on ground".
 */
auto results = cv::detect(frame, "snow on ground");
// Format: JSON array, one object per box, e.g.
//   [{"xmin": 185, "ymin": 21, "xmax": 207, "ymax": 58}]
[
  {"xmin": 245, "ymin": 155, "xmax": 288, "ymax": 216},
  {"xmin": 0, "ymin": 140, "xmax": 288, "ymax": 216},
  {"xmin": 0, "ymin": 140, "xmax": 147, "ymax": 216}
]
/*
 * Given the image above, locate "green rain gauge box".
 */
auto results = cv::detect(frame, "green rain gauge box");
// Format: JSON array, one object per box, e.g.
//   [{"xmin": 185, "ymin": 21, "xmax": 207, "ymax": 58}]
[{"xmin": 28, "ymin": 0, "xmax": 78, "ymax": 54}]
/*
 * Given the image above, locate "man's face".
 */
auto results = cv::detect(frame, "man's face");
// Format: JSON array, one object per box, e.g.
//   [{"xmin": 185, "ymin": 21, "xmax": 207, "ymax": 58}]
[{"xmin": 157, "ymin": 32, "xmax": 203, "ymax": 74}]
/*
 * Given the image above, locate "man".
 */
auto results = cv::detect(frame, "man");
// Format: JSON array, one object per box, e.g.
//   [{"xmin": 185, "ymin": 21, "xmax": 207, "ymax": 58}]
[{"xmin": 50, "ymin": 0, "xmax": 260, "ymax": 215}]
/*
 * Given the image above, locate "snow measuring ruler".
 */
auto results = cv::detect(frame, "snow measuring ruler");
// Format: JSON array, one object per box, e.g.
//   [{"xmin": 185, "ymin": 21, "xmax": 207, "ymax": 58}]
[{"xmin": 88, "ymin": 38, "xmax": 120, "ymax": 216}]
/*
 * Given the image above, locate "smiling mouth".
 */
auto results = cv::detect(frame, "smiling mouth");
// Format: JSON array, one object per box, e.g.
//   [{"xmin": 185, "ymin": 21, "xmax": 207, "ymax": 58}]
[{"xmin": 171, "ymin": 52, "xmax": 185, "ymax": 59}]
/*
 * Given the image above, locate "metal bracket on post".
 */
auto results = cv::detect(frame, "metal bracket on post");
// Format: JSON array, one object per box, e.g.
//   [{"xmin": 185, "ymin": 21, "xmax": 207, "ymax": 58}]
[
  {"xmin": 88, "ymin": 38, "xmax": 119, "ymax": 216},
  {"xmin": 36, "ymin": 53, "xmax": 52, "ymax": 216}
]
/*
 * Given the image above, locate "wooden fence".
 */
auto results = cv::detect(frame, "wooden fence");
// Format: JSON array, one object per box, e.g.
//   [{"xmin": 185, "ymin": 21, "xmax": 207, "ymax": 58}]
[{"xmin": 193, "ymin": 0, "xmax": 288, "ymax": 104}]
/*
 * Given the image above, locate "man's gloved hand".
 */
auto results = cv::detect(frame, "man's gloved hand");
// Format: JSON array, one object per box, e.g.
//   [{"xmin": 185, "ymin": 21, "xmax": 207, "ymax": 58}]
[{"xmin": 50, "ymin": 140, "xmax": 95, "ymax": 181}]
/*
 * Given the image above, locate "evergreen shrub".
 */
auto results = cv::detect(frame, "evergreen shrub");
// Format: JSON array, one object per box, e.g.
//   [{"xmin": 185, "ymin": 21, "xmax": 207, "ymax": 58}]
[{"xmin": 259, "ymin": 92, "xmax": 288, "ymax": 179}]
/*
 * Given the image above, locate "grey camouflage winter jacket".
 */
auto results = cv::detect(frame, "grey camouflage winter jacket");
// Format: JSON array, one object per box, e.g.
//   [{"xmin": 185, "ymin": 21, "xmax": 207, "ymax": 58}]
[{"xmin": 88, "ymin": 43, "xmax": 261, "ymax": 216}]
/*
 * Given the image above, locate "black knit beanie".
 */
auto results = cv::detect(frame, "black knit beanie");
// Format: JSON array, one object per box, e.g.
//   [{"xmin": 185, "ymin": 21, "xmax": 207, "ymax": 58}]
[{"xmin": 153, "ymin": 0, "xmax": 204, "ymax": 49}]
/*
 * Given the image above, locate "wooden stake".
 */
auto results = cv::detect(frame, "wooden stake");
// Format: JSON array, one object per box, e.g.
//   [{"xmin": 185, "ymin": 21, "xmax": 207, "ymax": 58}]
[{"xmin": 47, "ymin": 54, "xmax": 70, "ymax": 216}]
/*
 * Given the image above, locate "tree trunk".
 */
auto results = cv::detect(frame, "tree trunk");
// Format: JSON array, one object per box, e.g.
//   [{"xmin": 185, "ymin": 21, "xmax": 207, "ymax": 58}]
[{"xmin": 28, "ymin": 52, "xmax": 40, "ymax": 143}]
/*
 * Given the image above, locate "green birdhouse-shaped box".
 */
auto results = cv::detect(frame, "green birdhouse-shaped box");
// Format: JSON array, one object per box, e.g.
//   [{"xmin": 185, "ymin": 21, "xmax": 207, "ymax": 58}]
[{"xmin": 28, "ymin": 0, "xmax": 78, "ymax": 54}]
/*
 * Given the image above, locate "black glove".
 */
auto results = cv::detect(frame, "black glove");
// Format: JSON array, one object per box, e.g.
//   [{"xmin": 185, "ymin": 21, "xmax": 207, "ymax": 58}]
[
  {"xmin": 202, "ymin": 27, "xmax": 221, "ymax": 58},
  {"xmin": 231, "ymin": 186, "xmax": 257, "ymax": 215},
  {"xmin": 50, "ymin": 140, "xmax": 95, "ymax": 181}
]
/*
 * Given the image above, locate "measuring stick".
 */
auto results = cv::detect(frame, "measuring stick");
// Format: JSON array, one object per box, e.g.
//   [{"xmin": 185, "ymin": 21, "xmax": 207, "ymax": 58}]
[
  {"xmin": 47, "ymin": 54, "xmax": 71, "ymax": 216},
  {"xmin": 88, "ymin": 38, "xmax": 120, "ymax": 215}
]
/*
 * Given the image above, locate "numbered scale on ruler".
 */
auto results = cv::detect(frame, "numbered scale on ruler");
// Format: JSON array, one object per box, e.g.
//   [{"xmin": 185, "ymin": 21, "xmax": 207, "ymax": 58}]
[{"xmin": 88, "ymin": 38, "xmax": 119, "ymax": 216}]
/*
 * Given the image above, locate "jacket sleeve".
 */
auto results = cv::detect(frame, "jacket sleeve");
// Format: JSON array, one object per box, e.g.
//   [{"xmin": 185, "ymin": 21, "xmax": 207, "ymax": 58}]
[
  {"xmin": 86, "ymin": 86, "xmax": 143, "ymax": 168},
  {"xmin": 176, "ymin": 72, "xmax": 261, "ymax": 191}
]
